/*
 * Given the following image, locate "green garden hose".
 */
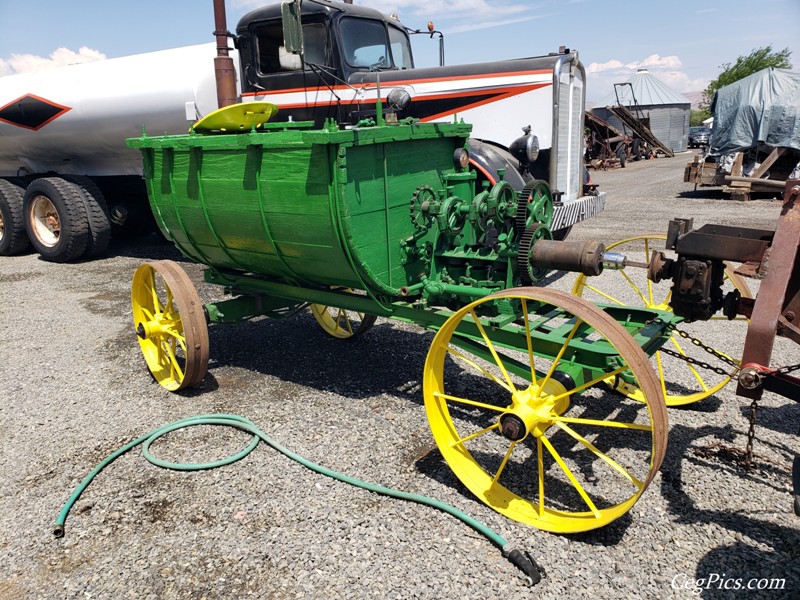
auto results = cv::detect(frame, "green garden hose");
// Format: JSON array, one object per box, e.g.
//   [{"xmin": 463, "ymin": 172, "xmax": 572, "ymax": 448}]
[{"xmin": 53, "ymin": 414, "xmax": 543, "ymax": 585}]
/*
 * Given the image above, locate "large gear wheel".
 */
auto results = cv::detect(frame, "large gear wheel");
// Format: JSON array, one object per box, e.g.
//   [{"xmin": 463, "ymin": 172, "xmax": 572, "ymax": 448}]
[
  {"xmin": 517, "ymin": 223, "xmax": 553, "ymax": 284},
  {"xmin": 515, "ymin": 180, "xmax": 554, "ymax": 239}
]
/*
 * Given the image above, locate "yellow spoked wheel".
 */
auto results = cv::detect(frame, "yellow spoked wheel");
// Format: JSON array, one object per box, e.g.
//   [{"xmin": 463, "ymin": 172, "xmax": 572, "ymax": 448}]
[
  {"xmin": 424, "ymin": 288, "xmax": 667, "ymax": 533},
  {"xmin": 573, "ymin": 234, "xmax": 752, "ymax": 406},
  {"xmin": 132, "ymin": 260, "xmax": 209, "ymax": 391},
  {"xmin": 310, "ymin": 292, "xmax": 377, "ymax": 339}
]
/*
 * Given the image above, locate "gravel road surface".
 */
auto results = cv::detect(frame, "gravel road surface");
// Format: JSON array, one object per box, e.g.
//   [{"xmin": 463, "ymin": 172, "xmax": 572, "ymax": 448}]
[{"xmin": 1, "ymin": 154, "xmax": 798, "ymax": 599}]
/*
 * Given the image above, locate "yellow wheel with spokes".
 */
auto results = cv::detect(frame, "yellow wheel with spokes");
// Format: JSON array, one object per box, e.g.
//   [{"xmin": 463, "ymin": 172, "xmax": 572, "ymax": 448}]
[
  {"xmin": 310, "ymin": 292, "xmax": 377, "ymax": 339},
  {"xmin": 573, "ymin": 234, "xmax": 752, "ymax": 406},
  {"xmin": 424, "ymin": 288, "xmax": 667, "ymax": 533},
  {"xmin": 132, "ymin": 260, "xmax": 209, "ymax": 391}
]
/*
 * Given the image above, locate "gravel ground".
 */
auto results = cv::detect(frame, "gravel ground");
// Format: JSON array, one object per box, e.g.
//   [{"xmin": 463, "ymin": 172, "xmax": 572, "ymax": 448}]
[{"xmin": 1, "ymin": 154, "xmax": 798, "ymax": 599}]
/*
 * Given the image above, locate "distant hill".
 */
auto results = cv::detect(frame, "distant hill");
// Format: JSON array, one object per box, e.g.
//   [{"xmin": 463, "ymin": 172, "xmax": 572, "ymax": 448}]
[{"xmin": 683, "ymin": 91, "xmax": 705, "ymax": 109}]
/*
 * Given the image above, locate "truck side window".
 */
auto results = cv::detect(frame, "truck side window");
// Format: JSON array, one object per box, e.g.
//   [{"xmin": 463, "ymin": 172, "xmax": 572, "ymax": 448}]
[
  {"xmin": 388, "ymin": 24, "xmax": 413, "ymax": 70},
  {"xmin": 255, "ymin": 21, "xmax": 330, "ymax": 74}
]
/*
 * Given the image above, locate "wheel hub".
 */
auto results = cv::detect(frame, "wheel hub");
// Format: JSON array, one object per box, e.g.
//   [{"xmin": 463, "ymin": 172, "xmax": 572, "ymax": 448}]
[
  {"xmin": 136, "ymin": 315, "xmax": 176, "ymax": 341},
  {"xmin": 499, "ymin": 379, "xmax": 569, "ymax": 441}
]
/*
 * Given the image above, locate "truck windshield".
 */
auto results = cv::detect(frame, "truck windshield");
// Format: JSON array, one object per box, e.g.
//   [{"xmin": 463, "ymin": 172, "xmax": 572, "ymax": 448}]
[{"xmin": 340, "ymin": 17, "xmax": 412, "ymax": 70}]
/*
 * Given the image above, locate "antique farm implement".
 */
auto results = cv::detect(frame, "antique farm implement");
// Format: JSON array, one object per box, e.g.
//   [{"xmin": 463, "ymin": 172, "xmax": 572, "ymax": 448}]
[
  {"xmin": 129, "ymin": 91, "xmax": 800, "ymax": 532},
  {"xmin": 125, "ymin": 106, "xmax": 693, "ymax": 534}
]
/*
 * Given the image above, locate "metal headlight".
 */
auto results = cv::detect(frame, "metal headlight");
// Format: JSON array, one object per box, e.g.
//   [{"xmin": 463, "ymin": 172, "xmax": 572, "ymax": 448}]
[{"xmin": 509, "ymin": 128, "xmax": 540, "ymax": 165}]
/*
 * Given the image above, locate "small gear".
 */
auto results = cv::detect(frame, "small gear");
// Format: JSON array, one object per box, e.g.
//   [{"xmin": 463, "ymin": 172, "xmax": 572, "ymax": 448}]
[{"xmin": 410, "ymin": 185, "xmax": 436, "ymax": 232}]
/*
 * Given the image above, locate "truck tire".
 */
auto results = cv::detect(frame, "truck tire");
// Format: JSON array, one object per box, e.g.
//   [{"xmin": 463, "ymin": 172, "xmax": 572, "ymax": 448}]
[
  {"xmin": 66, "ymin": 176, "xmax": 112, "ymax": 258},
  {"xmin": 0, "ymin": 179, "xmax": 31, "ymax": 255},
  {"xmin": 23, "ymin": 177, "xmax": 89, "ymax": 262}
]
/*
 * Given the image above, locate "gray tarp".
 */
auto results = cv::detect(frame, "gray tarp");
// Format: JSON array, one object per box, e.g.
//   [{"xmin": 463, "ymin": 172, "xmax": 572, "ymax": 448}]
[{"xmin": 709, "ymin": 68, "xmax": 800, "ymax": 156}]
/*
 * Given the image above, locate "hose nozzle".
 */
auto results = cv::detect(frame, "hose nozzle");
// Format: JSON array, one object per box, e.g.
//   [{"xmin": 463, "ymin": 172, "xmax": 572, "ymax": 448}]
[{"xmin": 502, "ymin": 545, "xmax": 544, "ymax": 586}]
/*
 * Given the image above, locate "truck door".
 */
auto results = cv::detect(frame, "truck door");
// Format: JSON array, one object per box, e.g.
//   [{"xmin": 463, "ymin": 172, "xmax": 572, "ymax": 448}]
[{"xmin": 240, "ymin": 17, "xmax": 341, "ymax": 124}]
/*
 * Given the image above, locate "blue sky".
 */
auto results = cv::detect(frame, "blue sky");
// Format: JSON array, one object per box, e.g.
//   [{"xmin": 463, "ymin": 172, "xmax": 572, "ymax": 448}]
[{"xmin": 1, "ymin": 0, "xmax": 798, "ymax": 102}]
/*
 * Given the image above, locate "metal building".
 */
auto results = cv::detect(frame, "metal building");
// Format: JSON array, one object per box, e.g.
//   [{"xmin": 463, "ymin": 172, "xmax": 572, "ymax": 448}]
[{"xmin": 592, "ymin": 69, "xmax": 691, "ymax": 153}]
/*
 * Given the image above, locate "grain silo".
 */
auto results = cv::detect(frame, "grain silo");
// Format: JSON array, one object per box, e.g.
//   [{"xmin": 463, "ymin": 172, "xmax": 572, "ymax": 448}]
[{"xmin": 592, "ymin": 69, "xmax": 691, "ymax": 153}]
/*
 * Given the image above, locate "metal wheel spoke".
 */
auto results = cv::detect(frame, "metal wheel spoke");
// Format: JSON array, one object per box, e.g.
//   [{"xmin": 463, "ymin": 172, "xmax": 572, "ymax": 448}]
[
  {"xmin": 520, "ymin": 299, "xmax": 538, "ymax": 386},
  {"xmin": 582, "ymin": 283, "xmax": 624, "ymax": 306},
  {"xmin": 655, "ymin": 348, "xmax": 670, "ymax": 397},
  {"xmin": 449, "ymin": 423, "xmax": 501, "ymax": 448},
  {"xmin": 549, "ymin": 364, "xmax": 631, "ymax": 404},
  {"xmin": 469, "ymin": 309, "xmax": 517, "ymax": 392},
  {"xmin": 537, "ymin": 437, "xmax": 545, "ymax": 517},
  {"xmin": 146, "ymin": 272, "xmax": 162, "ymax": 315},
  {"xmin": 619, "ymin": 269, "xmax": 649, "ymax": 306},
  {"xmin": 551, "ymin": 415, "xmax": 653, "ymax": 432},
  {"xmin": 446, "ymin": 345, "xmax": 514, "ymax": 393},
  {"xmin": 161, "ymin": 339, "xmax": 185, "ymax": 381},
  {"xmin": 433, "ymin": 391, "xmax": 507, "ymax": 413},
  {"xmin": 555, "ymin": 422, "xmax": 644, "ymax": 489},
  {"xmin": 491, "ymin": 441, "xmax": 518, "ymax": 484},
  {"xmin": 338, "ymin": 308, "xmax": 354, "ymax": 335},
  {"xmin": 709, "ymin": 315, "xmax": 748, "ymax": 322},
  {"xmin": 539, "ymin": 318, "xmax": 582, "ymax": 394},
  {"xmin": 541, "ymin": 435, "xmax": 600, "ymax": 518}
]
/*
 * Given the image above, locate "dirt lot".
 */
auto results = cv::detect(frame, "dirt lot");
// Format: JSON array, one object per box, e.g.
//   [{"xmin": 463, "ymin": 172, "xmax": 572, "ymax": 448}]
[{"xmin": 0, "ymin": 154, "xmax": 797, "ymax": 599}]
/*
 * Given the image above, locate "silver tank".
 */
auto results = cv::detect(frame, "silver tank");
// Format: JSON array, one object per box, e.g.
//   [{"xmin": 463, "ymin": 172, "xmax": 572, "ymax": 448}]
[{"xmin": 0, "ymin": 43, "xmax": 237, "ymax": 177}]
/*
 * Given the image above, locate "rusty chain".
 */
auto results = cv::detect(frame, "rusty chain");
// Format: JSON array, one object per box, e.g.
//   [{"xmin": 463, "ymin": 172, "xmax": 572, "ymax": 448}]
[{"xmin": 646, "ymin": 317, "xmax": 762, "ymax": 467}]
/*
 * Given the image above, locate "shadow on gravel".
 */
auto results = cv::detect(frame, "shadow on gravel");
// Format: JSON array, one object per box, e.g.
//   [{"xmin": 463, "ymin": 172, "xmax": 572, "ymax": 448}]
[
  {"xmin": 676, "ymin": 188, "xmax": 729, "ymax": 201},
  {"xmin": 676, "ymin": 188, "xmax": 785, "ymax": 202},
  {"xmin": 102, "ymin": 234, "xmax": 187, "ymax": 262},
  {"xmin": 695, "ymin": 543, "xmax": 800, "ymax": 600},
  {"xmin": 660, "ymin": 423, "xmax": 800, "ymax": 597},
  {"xmin": 205, "ymin": 311, "xmax": 431, "ymax": 402}
]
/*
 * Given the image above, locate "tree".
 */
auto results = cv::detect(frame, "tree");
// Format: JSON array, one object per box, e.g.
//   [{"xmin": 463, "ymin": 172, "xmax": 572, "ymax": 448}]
[
  {"xmin": 690, "ymin": 108, "xmax": 711, "ymax": 127},
  {"xmin": 703, "ymin": 45, "xmax": 792, "ymax": 106}
]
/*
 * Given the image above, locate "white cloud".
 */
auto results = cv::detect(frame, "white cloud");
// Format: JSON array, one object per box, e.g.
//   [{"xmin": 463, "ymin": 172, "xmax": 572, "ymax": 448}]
[
  {"xmin": 586, "ymin": 59, "xmax": 625, "ymax": 73},
  {"xmin": 0, "ymin": 47, "xmax": 106, "ymax": 76},
  {"xmin": 586, "ymin": 53, "xmax": 710, "ymax": 101}
]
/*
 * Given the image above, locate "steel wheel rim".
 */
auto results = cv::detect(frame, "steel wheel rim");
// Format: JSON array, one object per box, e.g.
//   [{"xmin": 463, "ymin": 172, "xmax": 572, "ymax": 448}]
[
  {"xmin": 29, "ymin": 195, "xmax": 60, "ymax": 247},
  {"xmin": 572, "ymin": 234, "xmax": 751, "ymax": 406},
  {"xmin": 131, "ymin": 260, "xmax": 209, "ymax": 391},
  {"xmin": 423, "ymin": 288, "xmax": 666, "ymax": 533},
  {"xmin": 310, "ymin": 290, "xmax": 377, "ymax": 339}
]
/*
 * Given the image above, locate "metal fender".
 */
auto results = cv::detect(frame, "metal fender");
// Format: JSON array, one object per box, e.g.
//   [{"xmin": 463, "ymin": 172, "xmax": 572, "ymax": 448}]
[{"xmin": 466, "ymin": 139, "xmax": 528, "ymax": 190}]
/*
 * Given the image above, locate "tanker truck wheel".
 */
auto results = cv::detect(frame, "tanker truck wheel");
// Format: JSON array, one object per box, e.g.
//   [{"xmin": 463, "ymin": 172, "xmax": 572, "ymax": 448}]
[
  {"xmin": 423, "ymin": 288, "xmax": 667, "ymax": 533},
  {"xmin": 66, "ymin": 176, "xmax": 112, "ymax": 258},
  {"xmin": 572, "ymin": 234, "xmax": 752, "ymax": 406},
  {"xmin": 132, "ymin": 260, "xmax": 209, "ymax": 391},
  {"xmin": 0, "ymin": 179, "xmax": 30, "ymax": 255},
  {"xmin": 23, "ymin": 177, "xmax": 89, "ymax": 262}
]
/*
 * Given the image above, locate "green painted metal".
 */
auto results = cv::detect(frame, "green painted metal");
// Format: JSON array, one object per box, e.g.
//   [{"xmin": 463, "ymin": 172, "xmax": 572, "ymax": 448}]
[
  {"xmin": 128, "ymin": 117, "xmax": 679, "ymax": 368},
  {"xmin": 128, "ymin": 119, "xmax": 475, "ymax": 300}
]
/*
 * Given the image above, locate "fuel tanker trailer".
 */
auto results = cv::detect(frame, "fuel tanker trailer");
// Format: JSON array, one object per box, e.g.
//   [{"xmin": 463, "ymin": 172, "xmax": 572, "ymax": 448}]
[{"xmin": 0, "ymin": 0, "xmax": 603, "ymax": 262}]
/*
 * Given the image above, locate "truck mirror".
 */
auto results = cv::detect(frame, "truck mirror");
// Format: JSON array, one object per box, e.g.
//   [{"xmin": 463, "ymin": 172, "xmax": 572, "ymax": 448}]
[
  {"xmin": 281, "ymin": 0, "xmax": 304, "ymax": 55},
  {"xmin": 279, "ymin": 46, "xmax": 303, "ymax": 71}
]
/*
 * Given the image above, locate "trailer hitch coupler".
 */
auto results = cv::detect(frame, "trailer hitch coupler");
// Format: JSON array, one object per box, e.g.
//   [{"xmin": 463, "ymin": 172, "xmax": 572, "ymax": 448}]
[{"xmin": 529, "ymin": 240, "xmax": 605, "ymax": 276}]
